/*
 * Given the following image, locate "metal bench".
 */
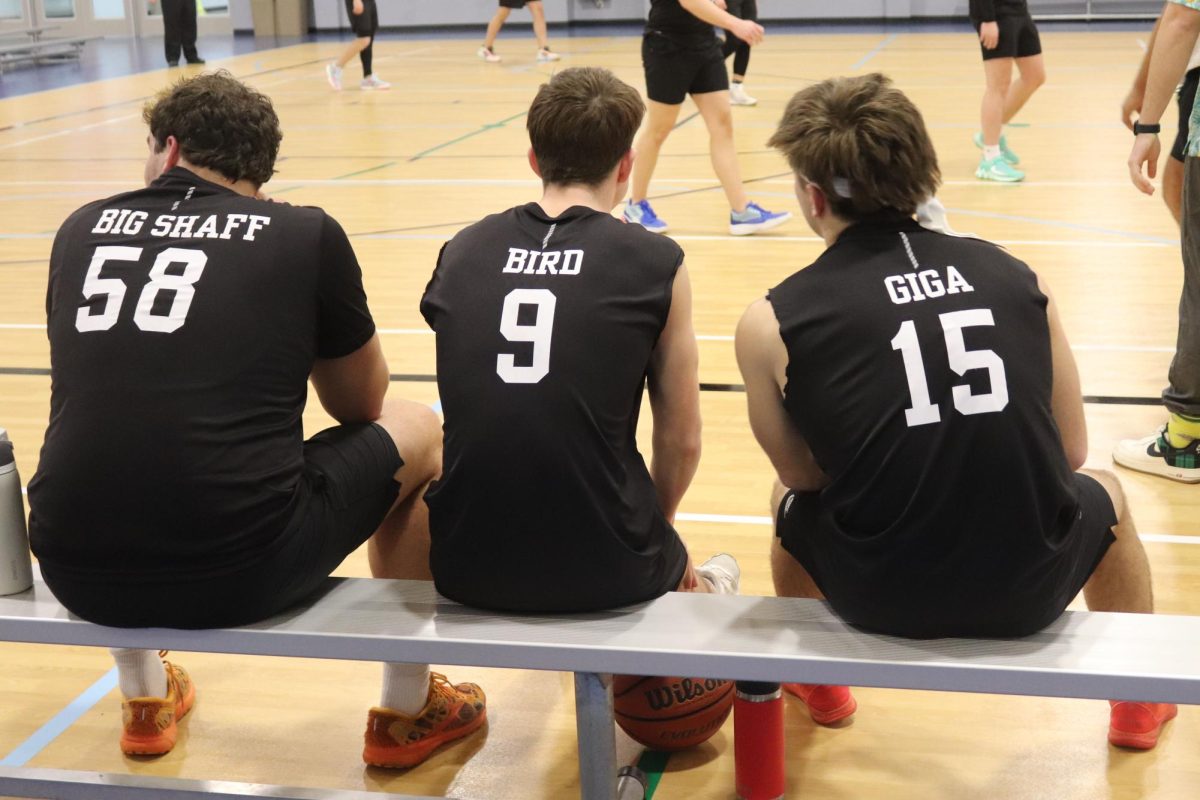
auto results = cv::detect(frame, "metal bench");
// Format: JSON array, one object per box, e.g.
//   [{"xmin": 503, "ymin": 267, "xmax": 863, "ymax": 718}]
[
  {"xmin": 0, "ymin": 36, "xmax": 98, "ymax": 75},
  {"xmin": 1, "ymin": 577, "xmax": 1198, "ymax": 799}
]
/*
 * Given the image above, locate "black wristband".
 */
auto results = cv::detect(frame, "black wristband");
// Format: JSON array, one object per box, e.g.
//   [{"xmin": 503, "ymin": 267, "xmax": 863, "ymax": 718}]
[{"xmin": 1133, "ymin": 121, "xmax": 1162, "ymax": 136}]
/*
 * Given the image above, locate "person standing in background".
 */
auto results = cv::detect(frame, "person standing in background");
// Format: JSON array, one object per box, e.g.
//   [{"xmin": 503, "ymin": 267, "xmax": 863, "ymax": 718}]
[
  {"xmin": 477, "ymin": 1, "xmax": 563, "ymax": 64},
  {"xmin": 722, "ymin": 0, "xmax": 758, "ymax": 106},
  {"xmin": 326, "ymin": 0, "xmax": 390, "ymax": 91},
  {"xmin": 152, "ymin": 0, "xmax": 204, "ymax": 67}
]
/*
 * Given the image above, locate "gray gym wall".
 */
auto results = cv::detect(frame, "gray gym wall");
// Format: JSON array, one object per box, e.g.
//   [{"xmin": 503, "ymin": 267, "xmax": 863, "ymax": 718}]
[{"xmin": 233, "ymin": 1, "xmax": 1164, "ymax": 34}]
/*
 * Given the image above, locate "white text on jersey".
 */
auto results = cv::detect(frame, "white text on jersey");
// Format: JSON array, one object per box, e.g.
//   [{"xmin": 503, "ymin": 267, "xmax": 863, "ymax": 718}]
[
  {"xmin": 502, "ymin": 247, "xmax": 583, "ymax": 276},
  {"xmin": 885, "ymin": 266, "xmax": 974, "ymax": 305},
  {"xmin": 91, "ymin": 209, "xmax": 272, "ymax": 242}
]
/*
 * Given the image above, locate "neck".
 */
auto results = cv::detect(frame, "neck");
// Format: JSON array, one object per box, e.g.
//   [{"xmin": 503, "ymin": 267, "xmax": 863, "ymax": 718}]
[
  {"xmin": 177, "ymin": 159, "xmax": 260, "ymax": 199},
  {"xmin": 818, "ymin": 215, "xmax": 853, "ymax": 247},
  {"xmin": 537, "ymin": 180, "xmax": 618, "ymax": 218}
]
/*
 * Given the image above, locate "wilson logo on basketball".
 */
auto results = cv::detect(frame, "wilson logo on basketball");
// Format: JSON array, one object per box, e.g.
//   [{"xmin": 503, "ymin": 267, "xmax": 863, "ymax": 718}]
[{"xmin": 643, "ymin": 677, "xmax": 727, "ymax": 711}]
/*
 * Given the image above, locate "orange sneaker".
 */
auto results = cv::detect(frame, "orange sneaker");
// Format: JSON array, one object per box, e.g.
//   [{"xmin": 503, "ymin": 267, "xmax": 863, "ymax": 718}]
[
  {"xmin": 119, "ymin": 660, "xmax": 195, "ymax": 756},
  {"xmin": 363, "ymin": 672, "xmax": 487, "ymax": 768},
  {"xmin": 783, "ymin": 683, "xmax": 857, "ymax": 725},
  {"xmin": 1108, "ymin": 701, "xmax": 1177, "ymax": 750}
]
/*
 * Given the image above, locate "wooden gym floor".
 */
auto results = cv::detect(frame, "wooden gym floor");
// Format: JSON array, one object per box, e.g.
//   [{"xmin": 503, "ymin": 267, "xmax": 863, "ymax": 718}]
[{"xmin": 1, "ymin": 25, "xmax": 1198, "ymax": 799}]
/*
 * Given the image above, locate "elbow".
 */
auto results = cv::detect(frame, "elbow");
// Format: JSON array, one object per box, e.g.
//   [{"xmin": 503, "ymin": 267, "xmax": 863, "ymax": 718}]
[{"xmin": 1065, "ymin": 443, "xmax": 1088, "ymax": 473}]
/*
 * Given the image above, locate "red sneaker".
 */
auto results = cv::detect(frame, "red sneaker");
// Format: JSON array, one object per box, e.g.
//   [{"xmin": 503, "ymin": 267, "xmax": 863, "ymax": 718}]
[
  {"xmin": 1108, "ymin": 701, "xmax": 1177, "ymax": 750},
  {"xmin": 363, "ymin": 672, "xmax": 487, "ymax": 768},
  {"xmin": 783, "ymin": 683, "xmax": 856, "ymax": 725}
]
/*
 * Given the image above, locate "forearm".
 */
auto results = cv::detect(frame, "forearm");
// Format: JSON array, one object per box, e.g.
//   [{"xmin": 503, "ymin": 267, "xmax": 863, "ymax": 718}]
[
  {"xmin": 651, "ymin": 431, "xmax": 701, "ymax": 521},
  {"xmin": 679, "ymin": 0, "xmax": 741, "ymax": 31},
  {"xmin": 1140, "ymin": 4, "xmax": 1200, "ymax": 124},
  {"xmin": 1133, "ymin": 13, "xmax": 1166, "ymax": 93}
]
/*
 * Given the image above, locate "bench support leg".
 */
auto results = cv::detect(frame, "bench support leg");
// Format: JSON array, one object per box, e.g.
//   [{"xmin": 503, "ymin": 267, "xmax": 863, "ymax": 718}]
[{"xmin": 574, "ymin": 671, "xmax": 617, "ymax": 800}]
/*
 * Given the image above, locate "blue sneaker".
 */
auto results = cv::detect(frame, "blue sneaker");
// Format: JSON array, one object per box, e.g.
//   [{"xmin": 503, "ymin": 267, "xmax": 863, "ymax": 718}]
[
  {"xmin": 623, "ymin": 199, "xmax": 668, "ymax": 233},
  {"xmin": 730, "ymin": 202, "xmax": 791, "ymax": 236}
]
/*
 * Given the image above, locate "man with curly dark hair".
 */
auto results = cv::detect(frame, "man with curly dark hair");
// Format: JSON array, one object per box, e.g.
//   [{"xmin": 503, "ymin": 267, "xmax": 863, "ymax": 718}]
[{"xmin": 29, "ymin": 71, "xmax": 486, "ymax": 767}]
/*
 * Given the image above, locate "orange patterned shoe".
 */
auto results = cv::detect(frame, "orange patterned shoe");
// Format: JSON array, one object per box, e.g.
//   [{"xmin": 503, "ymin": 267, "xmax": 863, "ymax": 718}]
[
  {"xmin": 120, "ymin": 660, "xmax": 196, "ymax": 756},
  {"xmin": 363, "ymin": 672, "xmax": 487, "ymax": 768},
  {"xmin": 1108, "ymin": 701, "xmax": 1177, "ymax": 750},
  {"xmin": 783, "ymin": 682, "xmax": 857, "ymax": 725}
]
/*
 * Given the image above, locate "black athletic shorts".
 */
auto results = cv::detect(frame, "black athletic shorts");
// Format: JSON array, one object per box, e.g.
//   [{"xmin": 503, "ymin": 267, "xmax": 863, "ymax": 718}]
[
  {"xmin": 41, "ymin": 422, "xmax": 403, "ymax": 629},
  {"xmin": 775, "ymin": 472, "xmax": 1117, "ymax": 639},
  {"xmin": 501, "ymin": 0, "xmax": 533, "ymax": 8},
  {"xmin": 974, "ymin": 13, "xmax": 1042, "ymax": 61},
  {"xmin": 1173, "ymin": 67, "xmax": 1200, "ymax": 163},
  {"xmin": 345, "ymin": 0, "xmax": 378, "ymax": 37},
  {"xmin": 643, "ymin": 30, "xmax": 728, "ymax": 105}
]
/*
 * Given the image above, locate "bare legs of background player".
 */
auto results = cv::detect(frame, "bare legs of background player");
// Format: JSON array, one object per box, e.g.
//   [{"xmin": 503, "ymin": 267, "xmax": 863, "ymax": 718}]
[
  {"xmin": 478, "ymin": 2, "xmax": 561, "ymax": 63},
  {"xmin": 626, "ymin": 92, "xmax": 790, "ymax": 235},
  {"xmin": 977, "ymin": 54, "xmax": 1045, "ymax": 181}
]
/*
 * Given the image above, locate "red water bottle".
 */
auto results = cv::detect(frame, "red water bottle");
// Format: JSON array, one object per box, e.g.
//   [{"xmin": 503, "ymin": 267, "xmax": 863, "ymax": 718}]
[{"xmin": 734, "ymin": 681, "xmax": 785, "ymax": 800}]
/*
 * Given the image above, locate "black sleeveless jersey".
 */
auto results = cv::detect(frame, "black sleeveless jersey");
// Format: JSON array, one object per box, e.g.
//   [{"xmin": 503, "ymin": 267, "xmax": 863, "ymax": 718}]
[
  {"xmin": 768, "ymin": 213, "xmax": 1080, "ymax": 601},
  {"xmin": 420, "ymin": 203, "xmax": 689, "ymax": 612},
  {"xmin": 647, "ymin": 0, "xmax": 716, "ymax": 46},
  {"xmin": 29, "ymin": 167, "xmax": 376, "ymax": 580},
  {"xmin": 969, "ymin": 0, "xmax": 1029, "ymax": 22}
]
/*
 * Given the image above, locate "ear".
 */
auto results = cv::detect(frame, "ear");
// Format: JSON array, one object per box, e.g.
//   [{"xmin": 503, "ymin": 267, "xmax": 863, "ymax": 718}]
[
  {"xmin": 806, "ymin": 181, "xmax": 827, "ymax": 218},
  {"xmin": 163, "ymin": 135, "xmax": 183, "ymax": 171},
  {"xmin": 527, "ymin": 147, "xmax": 543, "ymax": 179},
  {"xmin": 616, "ymin": 149, "xmax": 635, "ymax": 184}
]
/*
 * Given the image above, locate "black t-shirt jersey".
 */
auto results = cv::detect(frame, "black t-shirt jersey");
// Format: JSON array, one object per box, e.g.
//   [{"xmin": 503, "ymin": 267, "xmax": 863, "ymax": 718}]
[
  {"xmin": 29, "ymin": 167, "xmax": 375, "ymax": 580},
  {"xmin": 969, "ymin": 0, "xmax": 1029, "ymax": 21},
  {"xmin": 769, "ymin": 214, "xmax": 1080, "ymax": 601},
  {"xmin": 420, "ymin": 203, "xmax": 689, "ymax": 613},
  {"xmin": 647, "ymin": 0, "xmax": 717, "ymax": 47}
]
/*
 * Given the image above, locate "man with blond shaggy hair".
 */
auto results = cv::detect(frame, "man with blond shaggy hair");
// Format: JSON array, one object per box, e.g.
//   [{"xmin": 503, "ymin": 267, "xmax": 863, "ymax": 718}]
[{"xmin": 735, "ymin": 73, "xmax": 1176, "ymax": 750}]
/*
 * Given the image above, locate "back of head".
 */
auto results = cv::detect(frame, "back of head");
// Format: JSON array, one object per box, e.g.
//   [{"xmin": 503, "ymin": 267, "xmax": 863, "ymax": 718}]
[
  {"xmin": 143, "ymin": 69, "xmax": 282, "ymax": 188},
  {"xmin": 768, "ymin": 73, "xmax": 940, "ymax": 221},
  {"xmin": 526, "ymin": 66, "xmax": 645, "ymax": 187}
]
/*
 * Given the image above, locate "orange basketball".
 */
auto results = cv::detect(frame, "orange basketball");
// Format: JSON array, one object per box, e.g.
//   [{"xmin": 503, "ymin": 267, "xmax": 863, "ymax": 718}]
[{"xmin": 613, "ymin": 675, "xmax": 734, "ymax": 751}]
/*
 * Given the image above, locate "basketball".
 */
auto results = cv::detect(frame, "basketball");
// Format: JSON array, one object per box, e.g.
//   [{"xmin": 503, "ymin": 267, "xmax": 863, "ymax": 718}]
[{"xmin": 613, "ymin": 675, "xmax": 734, "ymax": 751}]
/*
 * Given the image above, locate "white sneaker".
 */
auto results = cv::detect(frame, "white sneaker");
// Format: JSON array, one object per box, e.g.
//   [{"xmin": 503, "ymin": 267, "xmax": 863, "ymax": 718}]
[
  {"xmin": 325, "ymin": 62, "xmax": 343, "ymax": 91},
  {"xmin": 1113, "ymin": 427, "xmax": 1200, "ymax": 483},
  {"xmin": 537, "ymin": 48, "xmax": 561, "ymax": 63},
  {"xmin": 478, "ymin": 46, "xmax": 502, "ymax": 63},
  {"xmin": 695, "ymin": 553, "xmax": 740, "ymax": 595},
  {"xmin": 729, "ymin": 83, "xmax": 757, "ymax": 106},
  {"xmin": 361, "ymin": 75, "xmax": 391, "ymax": 90},
  {"xmin": 915, "ymin": 197, "xmax": 973, "ymax": 238}
]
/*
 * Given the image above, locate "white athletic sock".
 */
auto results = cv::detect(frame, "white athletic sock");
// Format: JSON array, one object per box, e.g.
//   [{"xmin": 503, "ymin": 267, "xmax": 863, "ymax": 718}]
[
  {"xmin": 380, "ymin": 662, "xmax": 432, "ymax": 716},
  {"xmin": 110, "ymin": 648, "xmax": 168, "ymax": 699},
  {"xmin": 983, "ymin": 145, "xmax": 1002, "ymax": 161}
]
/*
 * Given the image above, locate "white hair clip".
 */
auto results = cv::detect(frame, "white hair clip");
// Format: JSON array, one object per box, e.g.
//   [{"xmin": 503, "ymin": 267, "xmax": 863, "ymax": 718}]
[{"xmin": 831, "ymin": 177, "xmax": 853, "ymax": 199}]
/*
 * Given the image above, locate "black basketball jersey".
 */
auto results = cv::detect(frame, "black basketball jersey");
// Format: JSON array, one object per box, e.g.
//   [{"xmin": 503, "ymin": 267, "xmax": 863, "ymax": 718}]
[
  {"xmin": 420, "ymin": 203, "xmax": 689, "ymax": 612},
  {"xmin": 969, "ymin": 0, "xmax": 1029, "ymax": 21},
  {"xmin": 29, "ymin": 167, "xmax": 376, "ymax": 580},
  {"xmin": 769, "ymin": 213, "xmax": 1080, "ymax": 604},
  {"xmin": 647, "ymin": 0, "xmax": 716, "ymax": 46}
]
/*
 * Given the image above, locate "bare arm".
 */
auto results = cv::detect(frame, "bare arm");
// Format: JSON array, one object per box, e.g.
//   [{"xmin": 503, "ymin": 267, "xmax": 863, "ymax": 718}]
[
  {"xmin": 1037, "ymin": 275, "xmax": 1088, "ymax": 470},
  {"xmin": 1123, "ymin": 8, "xmax": 1166, "ymax": 129},
  {"xmin": 647, "ymin": 264, "xmax": 703, "ymax": 523},
  {"xmin": 678, "ymin": 0, "xmax": 764, "ymax": 44},
  {"xmin": 1129, "ymin": 3, "xmax": 1200, "ymax": 193},
  {"xmin": 734, "ymin": 297, "xmax": 829, "ymax": 492},
  {"xmin": 309, "ymin": 333, "xmax": 389, "ymax": 424}
]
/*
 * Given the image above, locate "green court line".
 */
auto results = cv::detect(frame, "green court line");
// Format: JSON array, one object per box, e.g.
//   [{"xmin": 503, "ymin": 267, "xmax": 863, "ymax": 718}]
[
  {"xmin": 637, "ymin": 750, "xmax": 671, "ymax": 798},
  {"xmin": 407, "ymin": 111, "xmax": 528, "ymax": 162},
  {"xmin": 333, "ymin": 162, "xmax": 399, "ymax": 180}
]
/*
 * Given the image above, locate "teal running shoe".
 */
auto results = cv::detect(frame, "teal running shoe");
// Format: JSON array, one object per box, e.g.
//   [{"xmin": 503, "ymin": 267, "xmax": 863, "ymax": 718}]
[
  {"xmin": 975, "ymin": 155, "xmax": 1024, "ymax": 182},
  {"xmin": 973, "ymin": 131, "xmax": 1019, "ymax": 165}
]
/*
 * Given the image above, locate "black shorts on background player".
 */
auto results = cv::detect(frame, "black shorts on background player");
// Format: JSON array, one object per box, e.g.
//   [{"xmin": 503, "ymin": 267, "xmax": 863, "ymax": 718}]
[
  {"xmin": 29, "ymin": 167, "xmax": 391, "ymax": 629},
  {"xmin": 643, "ymin": 0, "xmax": 727, "ymax": 104},
  {"xmin": 1174, "ymin": 67, "xmax": 1200, "ymax": 162},
  {"xmin": 420, "ymin": 202, "xmax": 689, "ymax": 613},
  {"xmin": 500, "ymin": 0, "xmax": 531, "ymax": 8},
  {"xmin": 345, "ymin": 0, "xmax": 378, "ymax": 37},
  {"xmin": 766, "ymin": 213, "xmax": 1114, "ymax": 639},
  {"xmin": 970, "ymin": 0, "xmax": 1041, "ymax": 61}
]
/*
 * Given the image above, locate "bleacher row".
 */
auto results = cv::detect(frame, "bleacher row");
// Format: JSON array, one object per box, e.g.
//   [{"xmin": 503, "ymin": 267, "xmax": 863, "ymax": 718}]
[{"xmin": 0, "ymin": 27, "xmax": 96, "ymax": 75}]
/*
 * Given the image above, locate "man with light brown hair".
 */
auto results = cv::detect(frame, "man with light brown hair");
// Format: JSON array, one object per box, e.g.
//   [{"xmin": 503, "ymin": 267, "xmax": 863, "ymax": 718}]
[
  {"xmin": 735, "ymin": 73, "xmax": 1176, "ymax": 749},
  {"xmin": 421, "ymin": 66, "xmax": 739, "ymax": 616}
]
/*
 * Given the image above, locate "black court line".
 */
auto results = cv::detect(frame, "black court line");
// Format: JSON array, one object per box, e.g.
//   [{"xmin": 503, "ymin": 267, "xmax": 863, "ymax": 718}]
[
  {"xmin": 350, "ymin": 220, "xmax": 478, "ymax": 236},
  {"xmin": 0, "ymin": 367, "xmax": 1166, "ymax": 408},
  {"xmin": 673, "ymin": 111, "xmax": 701, "ymax": 130}
]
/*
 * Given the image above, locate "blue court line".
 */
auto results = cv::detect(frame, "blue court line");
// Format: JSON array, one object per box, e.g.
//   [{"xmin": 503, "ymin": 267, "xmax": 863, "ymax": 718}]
[
  {"xmin": 851, "ymin": 33, "xmax": 898, "ymax": 70},
  {"xmin": 0, "ymin": 667, "xmax": 118, "ymax": 767}
]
